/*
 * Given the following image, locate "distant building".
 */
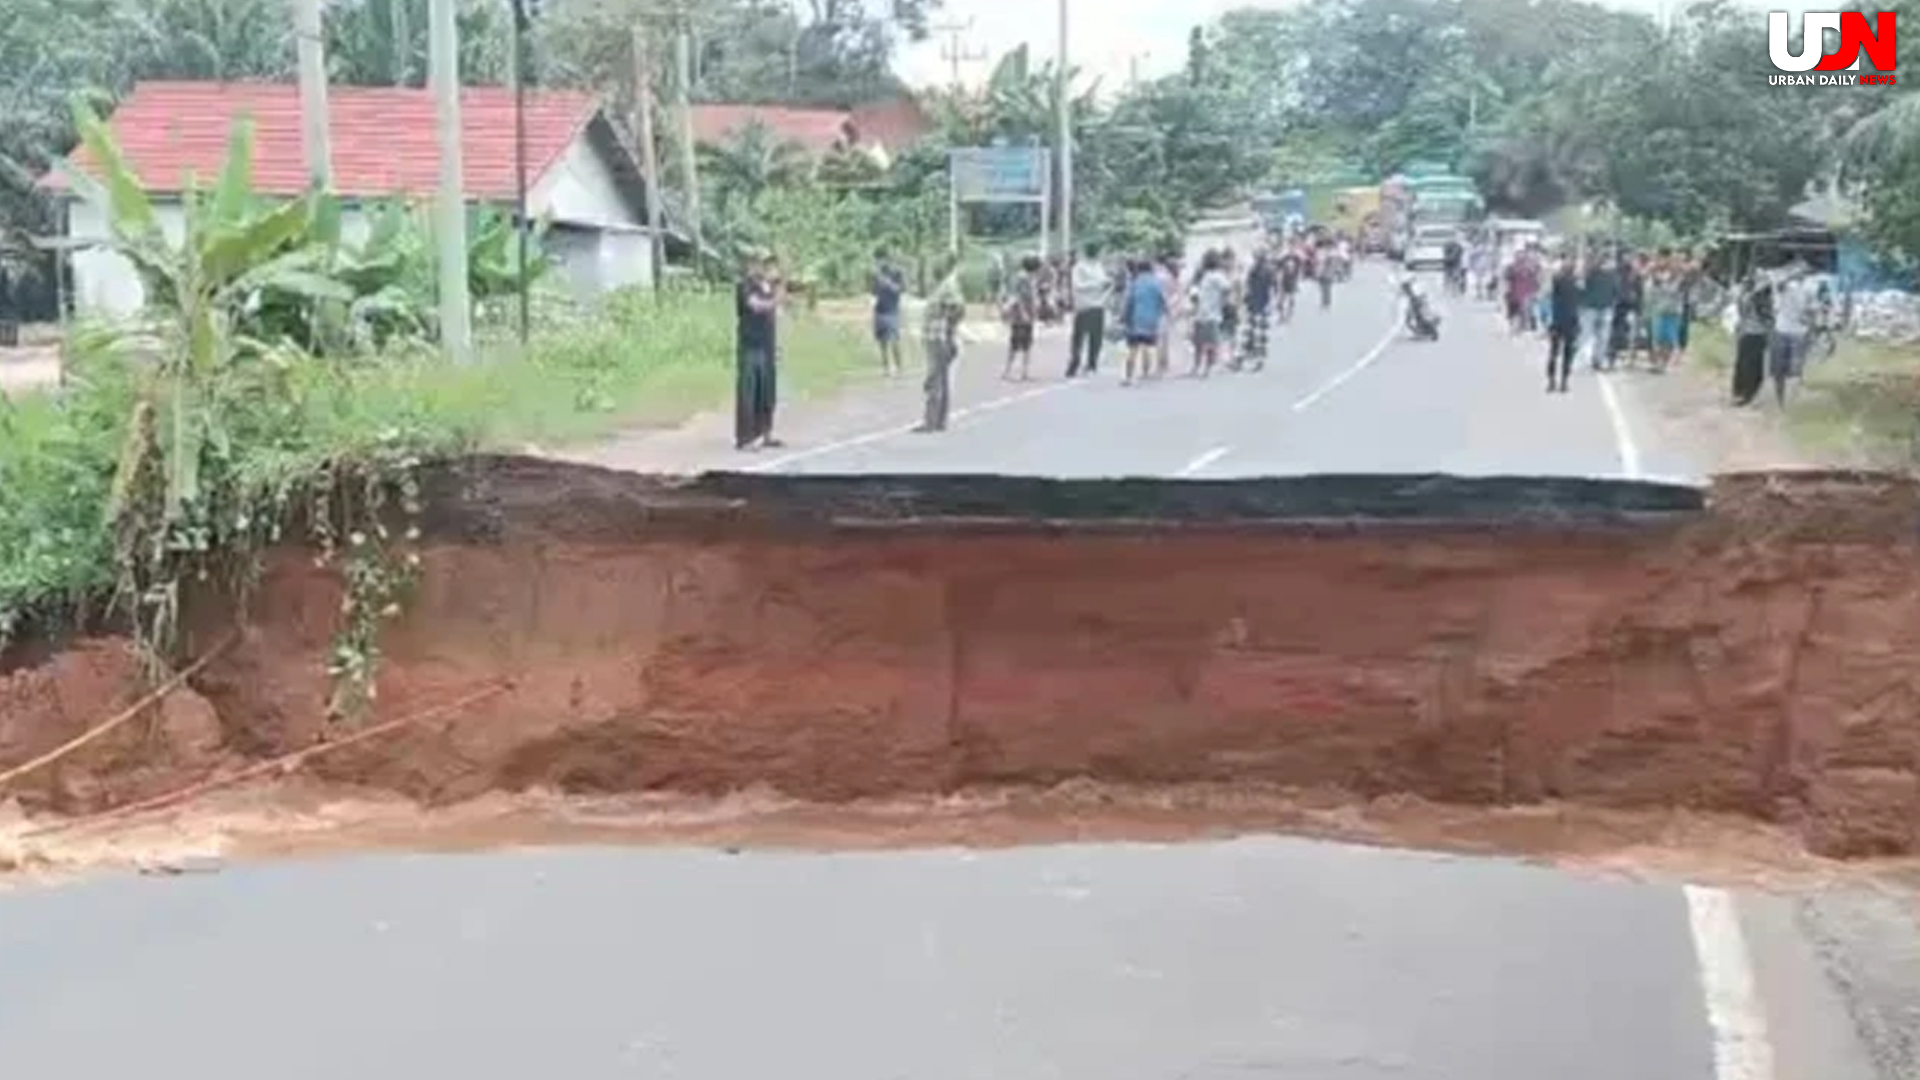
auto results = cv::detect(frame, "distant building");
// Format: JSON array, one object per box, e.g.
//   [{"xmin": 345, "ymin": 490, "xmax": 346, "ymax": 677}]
[
  {"xmin": 689, "ymin": 96, "xmax": 934, "ymax": 166},
  {"xmin": 41, "ymin": 80, "xmax": 661, "ymax": 317}
]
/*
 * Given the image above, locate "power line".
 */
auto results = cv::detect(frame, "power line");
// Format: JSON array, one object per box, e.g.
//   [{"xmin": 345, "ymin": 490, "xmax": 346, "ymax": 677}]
[{"xmin": 930, "ymin": 17, "xmax": 988, "ymax": 88}]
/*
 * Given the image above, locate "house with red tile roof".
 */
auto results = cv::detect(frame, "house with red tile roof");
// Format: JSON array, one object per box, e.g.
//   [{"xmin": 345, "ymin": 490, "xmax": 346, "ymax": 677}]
[
  {"xmin": 689, "ymin": 96, "xmax": 933, "ymax": 166},
  {"xmin": 44, "ymin": 81, "xmax": 660, "ymax": 317}
]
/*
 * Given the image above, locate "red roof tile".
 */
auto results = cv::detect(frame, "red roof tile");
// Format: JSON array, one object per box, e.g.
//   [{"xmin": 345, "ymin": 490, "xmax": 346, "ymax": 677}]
[
  {"xmin": 44, "ymin": 81, "xmax": 604, "ymax": 200},
  {"xmin": 689, "ymin": 104, "xmax": 854, "ymax": 156}
]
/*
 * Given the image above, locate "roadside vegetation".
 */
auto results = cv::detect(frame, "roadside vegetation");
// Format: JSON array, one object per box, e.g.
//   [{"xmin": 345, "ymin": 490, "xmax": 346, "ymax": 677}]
[
  {"xmin": 1686, "ymin": 327, "xmax": 1920, "ymax": 467},
  {"xmin": 0, "ymin": 102, "xmax": 865, "ymax": 715}
]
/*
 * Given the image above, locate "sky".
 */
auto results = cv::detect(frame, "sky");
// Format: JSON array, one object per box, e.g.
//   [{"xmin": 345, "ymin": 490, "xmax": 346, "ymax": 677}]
[
  {"xmin": 891, "ymin": 0, "xmax": 1764, "ymax": 91},
  {"xmin": 894, "ymin": 0, "xmax": 1254, "ymax": 90}
]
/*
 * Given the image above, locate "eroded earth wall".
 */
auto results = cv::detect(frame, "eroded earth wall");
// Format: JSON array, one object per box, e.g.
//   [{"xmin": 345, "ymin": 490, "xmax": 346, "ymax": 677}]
[{"xmin": 4, "ymin": 458, "xmax": 1918, "ymax": 856}]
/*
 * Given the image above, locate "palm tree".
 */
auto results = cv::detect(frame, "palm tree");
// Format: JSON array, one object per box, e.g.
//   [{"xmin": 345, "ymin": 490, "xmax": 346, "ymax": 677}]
[{"xmin": 123, "ymin": 0, "xmax": 295, "ymax": 81}]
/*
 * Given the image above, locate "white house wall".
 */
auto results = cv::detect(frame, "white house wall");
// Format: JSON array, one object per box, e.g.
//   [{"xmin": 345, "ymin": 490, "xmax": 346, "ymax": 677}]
[
  {"xmin": 594, "ymin": 231, "xmax": 654, "ymax": 293},
  {"xmin": 68, "ymin": 198, "xmax": 378, "ymax": 319},
  {"xmin": 531, "ymin": 135, "xmax": 641, "ymax": 228},
  {"xmin": 67, "ymin": 197, "xmax": 182, "ymax": 318}
]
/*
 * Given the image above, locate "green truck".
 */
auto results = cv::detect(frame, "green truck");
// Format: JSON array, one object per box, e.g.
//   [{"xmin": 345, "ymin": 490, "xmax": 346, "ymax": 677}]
[{"xmin": 1389, "ymin": 170, "xmax": 1484, "ymax": 258}]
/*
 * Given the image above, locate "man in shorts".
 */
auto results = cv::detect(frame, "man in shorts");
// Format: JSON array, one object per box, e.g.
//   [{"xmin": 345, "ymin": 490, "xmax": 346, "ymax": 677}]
[
  {"xmin": 1768, "ymin": 264, "xmax": 1814, "ymax": 407},
  {"xmin": 871, "ymin": 249, "xmax": 906, "ymax": 377},
  {"xmin": 1643, "ymin": 250, "xmax": 1685, "ymax": 372},
  {"xmin": 1122, "ymin": 258, "xmax": 1167, "ymax": 386}
]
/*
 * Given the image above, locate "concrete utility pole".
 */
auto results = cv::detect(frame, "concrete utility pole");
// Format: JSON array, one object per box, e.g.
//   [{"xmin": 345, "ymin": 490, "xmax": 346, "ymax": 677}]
[
  {"xmin": 675, "ymin": 22, "xmax": 702, "ymax": 252},
  {"xmin": 429, "ymin": 0, "xmax": 475, "ymax": 364},
  {"xmin": 293, "ymin": 0, "xmax": 332, "ymax": 188},
  {"xmin": 633, "ymin": 23, "xmax": 667, "ymax": 292},
  {"xmin": 1055, "ymin": 0, "xmax": 1072, "ymax": 260}
]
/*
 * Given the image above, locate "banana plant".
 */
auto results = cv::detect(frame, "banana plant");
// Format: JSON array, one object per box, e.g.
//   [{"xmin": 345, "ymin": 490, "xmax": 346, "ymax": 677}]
[
  {"xmin": 466, "ymin": 205, "xmax": 551, "ymax": 300},
  {"xmin": 59, "ymin": 98, "xmax": 348, "ymax": 520},
  {"xmin": 57, "ymin": 97, "xmax": 356, "ymax": 661}
]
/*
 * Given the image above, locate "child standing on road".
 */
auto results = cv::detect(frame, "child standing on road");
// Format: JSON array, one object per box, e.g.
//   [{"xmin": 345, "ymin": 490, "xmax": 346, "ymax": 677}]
[
  {"xmin": 1122, "ymin": 259, "xmax": 1167, "ymax": 387},
  {"xmin": 1002, "ymin": 255, "xmax": 1040, "ymax": 382}
]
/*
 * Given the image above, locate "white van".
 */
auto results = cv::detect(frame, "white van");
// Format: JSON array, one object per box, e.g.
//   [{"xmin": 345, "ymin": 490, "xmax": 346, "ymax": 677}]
[
  {"xmin": 1404, "ymin": 224, "xmax": 1459, "ymax": 270},
  {"xmin": 1490, "ymin": 218, "xmax": 1548, "ymax": 248}
]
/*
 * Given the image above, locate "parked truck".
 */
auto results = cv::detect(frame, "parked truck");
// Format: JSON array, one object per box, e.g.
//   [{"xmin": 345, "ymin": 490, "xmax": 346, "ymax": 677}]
[
  {"xmin": 1253, "ymin": 189, "xmax": 1309, "ymax": 235},
  {"xmin": 1379, "ymin": 175, "xmax": 1412, "ymax": 259}
]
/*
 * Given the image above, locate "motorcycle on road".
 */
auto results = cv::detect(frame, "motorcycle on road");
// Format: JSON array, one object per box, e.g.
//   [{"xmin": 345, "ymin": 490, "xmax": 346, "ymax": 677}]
[{"xmin": 1397, "ymin": 275, "xmax": 1441, "ymax": 341}]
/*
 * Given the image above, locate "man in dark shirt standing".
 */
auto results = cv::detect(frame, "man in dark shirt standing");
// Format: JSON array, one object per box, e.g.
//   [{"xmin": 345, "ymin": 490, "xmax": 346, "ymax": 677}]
[
  {"xmin": 1546, "ymin": 254, "xmax": 1583, "ymax": 394},
  {"xmin": 735, "ymin": 250, "xmax": 783, "ymax": 451},
  {"xmin": 1237, "ymin": 250, "xmax": 1276, "ymax": 372},
  {"xmin": 1578, "ymin": 246, "xmax": 1620, "ymax": 372}
]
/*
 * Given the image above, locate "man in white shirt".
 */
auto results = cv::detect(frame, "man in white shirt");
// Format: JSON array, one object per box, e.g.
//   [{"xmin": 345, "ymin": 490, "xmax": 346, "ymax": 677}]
[
  {"xmin": 1767, "ymin": 262, "xmax": 1814, "ymax": 406},
  {"xmin": 1068, "ymin": 243, "xmax": 1114, "ymax": 377}
]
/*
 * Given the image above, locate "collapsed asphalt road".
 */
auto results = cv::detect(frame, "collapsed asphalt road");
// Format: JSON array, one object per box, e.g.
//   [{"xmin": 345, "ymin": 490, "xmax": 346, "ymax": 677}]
[{"xmin": 0, "ymin": 836, "xmax": 1913, "ymax": 1079}]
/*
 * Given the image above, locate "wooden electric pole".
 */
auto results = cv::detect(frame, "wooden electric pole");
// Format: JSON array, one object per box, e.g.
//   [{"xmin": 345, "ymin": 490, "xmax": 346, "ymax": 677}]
[
  {"xmin": 633, "ymin": 23, "xmax": 667, "ymax": 293},
  {"xmin": 293, "ymin": 0, "xmax": 332, "ymax": 188},
  {"xmin": 429, "ymin": 0, "xmax": 474, "ymax": 363}
]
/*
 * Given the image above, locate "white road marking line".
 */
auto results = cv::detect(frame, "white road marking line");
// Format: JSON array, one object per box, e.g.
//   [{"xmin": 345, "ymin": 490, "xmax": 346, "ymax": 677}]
[
  {"xmin": 1686, "ymin": 885, "xmax": 1777, "ymax": 1080},
  {"xmin": 1595, "ymin": 371, "xmax": 1643, "ymax": 479},
  {"xmin": 747, "ymin": 381, "xmax": 1077, "ymax": 473},
  {"xmin": 1177, "ymin": 446, "xmax": 1230, "ymax": 477},
  {"xmin": 1290, "ymin": 322, "xmax": 1403, "ymax": 412}
]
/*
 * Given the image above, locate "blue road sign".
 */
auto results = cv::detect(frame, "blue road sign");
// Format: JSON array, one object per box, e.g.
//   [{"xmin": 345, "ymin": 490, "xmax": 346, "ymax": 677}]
[{"xmin": 950, "ymin": 147, "xmax": 1049, "ymax": 203}]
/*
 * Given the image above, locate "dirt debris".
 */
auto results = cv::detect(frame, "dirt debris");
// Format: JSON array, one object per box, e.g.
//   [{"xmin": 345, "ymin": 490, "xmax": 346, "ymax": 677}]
[{"xmin": 1, "ymin": 780, "xmax": 1915, "ymax": 898}]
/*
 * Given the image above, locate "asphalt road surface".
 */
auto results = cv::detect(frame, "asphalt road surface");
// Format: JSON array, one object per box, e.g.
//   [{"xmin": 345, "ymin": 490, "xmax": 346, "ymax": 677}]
[
  {"xmin": 745, "ymin": 246, "xmax": 1699, "ymax": 482},
  {"xmin": 1, "ymin": 836, "xmax": 1914, "ymax": 1079}
]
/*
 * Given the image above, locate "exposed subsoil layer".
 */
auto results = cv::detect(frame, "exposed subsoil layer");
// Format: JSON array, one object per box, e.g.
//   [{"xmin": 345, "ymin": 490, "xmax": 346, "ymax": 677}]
[{"xmin": 2, "ymin": 458, "xmax": 1917, "ymax": 857}]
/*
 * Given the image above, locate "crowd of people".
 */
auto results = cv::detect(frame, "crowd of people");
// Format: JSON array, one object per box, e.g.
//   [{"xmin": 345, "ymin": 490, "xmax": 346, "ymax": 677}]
[
  {"xmin": 734, "ymin": 224, "xmax": 1839, "ymax": 453},
  {"xmin": 1477, "ymin": 237, "xmax": 1828, "ymax": 404},
  {"xmin": 1485, "ymin": 242, "xmax": 1707, "ymax": 393},
  {"xmin": 986, "ymin": 230, "xmax": 1355, "ymax": 391}
]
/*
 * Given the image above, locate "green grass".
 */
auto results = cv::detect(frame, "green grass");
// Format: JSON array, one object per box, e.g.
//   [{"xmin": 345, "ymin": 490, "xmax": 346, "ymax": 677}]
[
  {"xmin": 1787, "ymin": 337, "xmax": 1920, "ymax": 466},
  {"xmin": 1690, "ymin": 324, "xmax": 1920, "ymax": 467},
  {"xmin": 0, "ymin": 286, "xmax": 869, "ymax": 642},
  {"xmin": 315, "ymin": 289, "xmax": 869, "ymax": 450}
]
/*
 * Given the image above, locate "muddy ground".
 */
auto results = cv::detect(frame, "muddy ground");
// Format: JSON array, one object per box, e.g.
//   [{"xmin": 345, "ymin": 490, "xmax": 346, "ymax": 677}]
[{"xmin": 2, "ymin": 459, "xmax": 1919, "ymax": 880}]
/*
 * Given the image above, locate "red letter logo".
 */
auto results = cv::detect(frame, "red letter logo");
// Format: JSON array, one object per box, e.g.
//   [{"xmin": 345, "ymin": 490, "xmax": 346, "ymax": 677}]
[{"xmin": 1770, "ymin": 11, "xmax": 1896, "ymax": 72}]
